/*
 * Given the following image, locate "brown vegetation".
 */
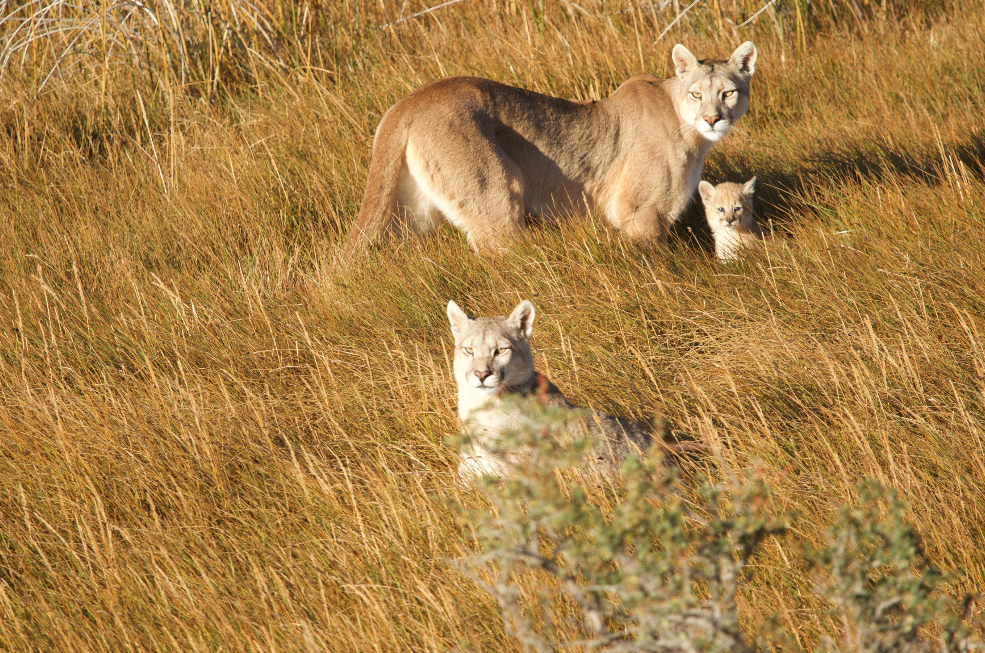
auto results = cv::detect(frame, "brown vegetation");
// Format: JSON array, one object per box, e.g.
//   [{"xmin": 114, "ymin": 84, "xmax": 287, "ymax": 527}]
[{"xmin": 0, "ymin": 0, "xmax": 983, "ymax": 650}]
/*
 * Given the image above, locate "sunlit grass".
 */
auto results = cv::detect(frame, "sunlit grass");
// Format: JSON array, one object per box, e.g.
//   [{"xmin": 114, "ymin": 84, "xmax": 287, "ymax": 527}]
[{"xmin": 0, "ymin": 0, "xmax": 983, "ymax": 650}]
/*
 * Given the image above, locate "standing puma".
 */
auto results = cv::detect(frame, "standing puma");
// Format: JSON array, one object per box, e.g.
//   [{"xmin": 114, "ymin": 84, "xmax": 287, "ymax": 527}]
[
  {"xmin": 698, "ymin": 177, "xmax": 764, "ymax": 261},
  {"xmin": 446, "ymin": 299, "xmax": 652, "ymax": 482},
  {"xmin": 346, "ymin": 42, "xmax": 757, "ymax": 254}
]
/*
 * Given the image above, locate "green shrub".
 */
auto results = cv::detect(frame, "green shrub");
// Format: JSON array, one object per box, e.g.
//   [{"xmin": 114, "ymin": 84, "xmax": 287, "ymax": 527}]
[
  {"xmin": 453, "ymin": 402, "xmax": 981, "ymax": 652},
  {"xmin": 808, "ymin": 481, "xmax": 980, "ymax": 653}
]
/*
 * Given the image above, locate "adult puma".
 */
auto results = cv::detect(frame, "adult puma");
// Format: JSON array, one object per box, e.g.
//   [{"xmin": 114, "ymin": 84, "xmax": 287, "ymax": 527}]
[
  {"xmin": 446, "ymin": 299, "xmax": 652, "ymax": 483},
  {"xmin": 346, "ymin": 42, "xmax": 757, "ymax": 254}
]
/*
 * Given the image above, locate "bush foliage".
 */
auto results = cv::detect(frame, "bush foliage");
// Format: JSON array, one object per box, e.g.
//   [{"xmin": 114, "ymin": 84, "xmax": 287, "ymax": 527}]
[{"xmin": 454, "ymin": 404, "xmax": 981, "ymax": 652}]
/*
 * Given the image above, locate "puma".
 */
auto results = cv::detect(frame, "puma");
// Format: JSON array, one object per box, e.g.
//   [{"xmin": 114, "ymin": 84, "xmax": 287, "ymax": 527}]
[
  {"xmin": 698, "ymin": 177, "xmax": 764, "ymax": 261},
  {"xmin": 446, "ymin": 299, "xmax": 652, "ymax": 483},
  {"xmin": 345, "ymin": 42, "xmax": 757, "ymax": 254}
]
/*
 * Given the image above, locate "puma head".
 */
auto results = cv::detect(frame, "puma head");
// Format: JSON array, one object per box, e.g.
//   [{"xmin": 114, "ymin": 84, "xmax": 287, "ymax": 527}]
[
  {"xmin": 698, "ymin": 177, "xmax": 757, "ymax": 232},
  {"xmin": 673, "ymin": 41, "xmax": 757, "ymax": 143},
  {"xmin": 447, "ymin": 300, "xmax": 536, "ymax": 397}
]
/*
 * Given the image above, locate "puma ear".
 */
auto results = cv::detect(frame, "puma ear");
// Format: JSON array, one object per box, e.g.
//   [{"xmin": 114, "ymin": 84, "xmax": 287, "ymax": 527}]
[
  {"xmin": 447, "ymin": 300, "xmax": 471, "ymax": 339},
  {"xmin": 698, "ymin": 180, "xmax": 716, "ymax": 203},
  {"xmin": 742, "ymin": 176, "xmax": 757, "ymax": 195},
  {"xmin": 729, "ymin": 41, "xmax": 757, "ymax": 77},
  {"xmin": 672, "ymin": 44, "xmax": 699, "ymax": 79},
  {"xmin": 508, "ymin": 300, "xmax": 536, "ymax": 339}
]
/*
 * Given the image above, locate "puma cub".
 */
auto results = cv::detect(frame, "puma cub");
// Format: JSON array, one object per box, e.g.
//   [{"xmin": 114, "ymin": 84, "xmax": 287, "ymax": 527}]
[
  {"xmin": 698, "ymin": 177, "xmax": 764, "ymax": 262},
  {"xmin": 346, "ymin": 42, "xmax": 757, "ymax": 254},
  {"xmin": 446, "ymin": 299, "xmax": 652, "ymax": 482}
]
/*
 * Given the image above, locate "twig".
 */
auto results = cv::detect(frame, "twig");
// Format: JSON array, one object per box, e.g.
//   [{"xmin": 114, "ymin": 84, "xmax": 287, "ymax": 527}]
[
  {"xmin": 737, "ymin": 0, "xmax": 778, "ymax": 27},
  {"xmin": 653, "ymin": 0, "xmax": 701, "ymax": 43},
  {"xmin": 617, "ymin": 1, "xmax": 670, "ymax": 14},
  {"xmin": 36, "ymin": 13, "xmax": 103, "ymax": 93},
  {"xmin": 376, "ymin": 0, "xmax": 468, "ymax": 30},
  {"xmin": 135, "ymin": 88, "xmax": 169, "ymax": 196}
]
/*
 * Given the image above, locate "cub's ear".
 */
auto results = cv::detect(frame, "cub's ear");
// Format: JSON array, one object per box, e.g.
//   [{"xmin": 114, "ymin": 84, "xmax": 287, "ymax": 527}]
[
  {"xmin": 447, "ymin": 300, "xmax": 471, "ymax": 338},
  {"xmin": 698, "ymin": 180, "xmax": 716, "ymax": 203},
  {"xmin": 742, "ymin": 176, "xmax": 757, "ymax": 195},
  {"xmin": 508, "ymin": 300, "xmax": 536, "ymax": 339},
  {"xmin": 672, "ymin": 44, "xmax": 699, "ymax": 79},
  {"xmin": 729, "ymin": 41, "xmax": 757, "ymax": 76}
]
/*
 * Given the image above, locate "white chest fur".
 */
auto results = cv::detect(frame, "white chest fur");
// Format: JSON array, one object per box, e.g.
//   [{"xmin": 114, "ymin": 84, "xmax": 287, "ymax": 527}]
[{"xmin": 456, "ymin": 386, "xmax": 530, "ymax": 481}]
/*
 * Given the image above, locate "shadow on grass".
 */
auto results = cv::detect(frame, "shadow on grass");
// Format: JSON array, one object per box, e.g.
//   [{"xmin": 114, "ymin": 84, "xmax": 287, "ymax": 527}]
[
  {"xmin": 345, "ymin": 130, "xmax": 985, "ymax": 261},
  {"xmin": 692, "ymin": 131, "xmax": 985, "ymax": 239}
]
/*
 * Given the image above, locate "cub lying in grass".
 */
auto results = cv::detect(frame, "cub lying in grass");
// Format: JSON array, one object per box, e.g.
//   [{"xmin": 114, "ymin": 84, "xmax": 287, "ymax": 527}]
[
  {"xmin": 698, "ymin": 177, "xmax": 764, "ymax": 261},
  {"xmin": 446, "ymin": 299, "xmax": 652, "ymax": 483}
]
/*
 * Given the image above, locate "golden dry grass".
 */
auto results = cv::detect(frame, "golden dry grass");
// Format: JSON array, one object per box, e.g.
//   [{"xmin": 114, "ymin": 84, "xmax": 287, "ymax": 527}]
[{"xmin": 1, "ymin": 0, "xmax": 984, "ymax": 650}]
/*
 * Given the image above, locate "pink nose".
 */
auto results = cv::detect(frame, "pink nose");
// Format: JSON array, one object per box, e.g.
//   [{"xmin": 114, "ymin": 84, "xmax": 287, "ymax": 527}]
[
  {"xmin": 475, "ymin": 370, "xmax": 492, "ymax": 381},
  {"xmin": 704, "ymin": 115, "xmax": 721, "ymax": 127}
]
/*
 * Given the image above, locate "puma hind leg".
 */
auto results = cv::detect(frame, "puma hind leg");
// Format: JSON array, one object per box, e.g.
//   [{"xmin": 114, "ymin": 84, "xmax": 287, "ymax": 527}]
[{"xmin": 404, "ymin": 132, "xmax": 527, "ymax": 253}]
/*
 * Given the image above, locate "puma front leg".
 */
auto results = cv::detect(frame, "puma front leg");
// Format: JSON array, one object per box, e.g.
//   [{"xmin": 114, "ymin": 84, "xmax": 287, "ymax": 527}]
[{"xmin": 610, "ymin": 197, "xmax": 670, "ymax": 247}]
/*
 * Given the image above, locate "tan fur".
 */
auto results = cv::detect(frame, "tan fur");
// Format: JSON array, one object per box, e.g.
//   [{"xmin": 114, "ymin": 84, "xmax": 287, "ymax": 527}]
[
  {"xmin": 698, "ymin": 177, "xmax": 764, "ymax": 261},
  {"xmin": 446, "ymin": 300, "xmax": 652, "ymax": 483},
  {"xmin": 346, "ymin": 43, "xmax": 757, "ymax": 254}
]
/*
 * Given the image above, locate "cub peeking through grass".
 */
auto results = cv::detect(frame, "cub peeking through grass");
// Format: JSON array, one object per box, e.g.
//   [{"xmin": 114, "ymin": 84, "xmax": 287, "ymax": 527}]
[{"xmin": 698, "ymin": 177, "xmax": 764, "ymax": 261}]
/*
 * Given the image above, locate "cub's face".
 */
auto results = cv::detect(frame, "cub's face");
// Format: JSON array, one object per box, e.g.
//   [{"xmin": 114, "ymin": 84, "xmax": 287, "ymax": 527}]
[
  {"xmin": 447, "ymin": 300, "xmax": 536, "ymax": 396},
  {"xmin": 673, "ymin": 42, "xmax": 756, "ymax": 143},
  {"xmin": 698, "ymin": 177, "xmax": 757, "ymax": 232}
]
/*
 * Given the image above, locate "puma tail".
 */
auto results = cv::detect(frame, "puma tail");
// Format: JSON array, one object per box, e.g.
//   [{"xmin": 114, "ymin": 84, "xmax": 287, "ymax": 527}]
[{"xmin": 344, "ymin": 112, "xmax": 408, "ymax": 257}]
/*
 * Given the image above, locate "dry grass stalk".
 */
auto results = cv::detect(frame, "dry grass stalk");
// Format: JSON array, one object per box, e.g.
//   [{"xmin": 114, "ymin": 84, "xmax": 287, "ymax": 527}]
[{"xmin": 0, "ymin": 0, "xmax": 983, "ymax": 650}]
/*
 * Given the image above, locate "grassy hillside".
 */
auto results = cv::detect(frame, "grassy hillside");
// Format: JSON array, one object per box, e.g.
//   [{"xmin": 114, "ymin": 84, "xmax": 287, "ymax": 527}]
[{"xmin": 1, "ymin": 0, "xmax": 983, "ymax": 650}]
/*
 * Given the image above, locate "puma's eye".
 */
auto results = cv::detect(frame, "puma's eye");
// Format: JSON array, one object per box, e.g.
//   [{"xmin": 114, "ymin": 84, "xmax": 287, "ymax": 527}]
[
  {"xmin": 463, "ymin": 347, "xmax": 473, "ymax": 355},
  {"xmin": 734, "ymin": 206, "xmax": 741, "ymax": 212},
  {"xmin": 717, "ymin": 207, "xmax": 725, "ymax": 213},
  {"xmin": 689, "ymin": 91, "xmax": 701, "ymax": 100},
  {"xmin": 723, "ymin": 90, "xmax": 736, "ymax": 98},
  {"xmin": 494, "ymin": 347, "xmax": 511, "ymax": 356}
]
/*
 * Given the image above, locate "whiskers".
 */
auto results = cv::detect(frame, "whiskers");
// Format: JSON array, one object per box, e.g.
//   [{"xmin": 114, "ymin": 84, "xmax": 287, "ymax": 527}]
[{"xmin": 675, "ymin": 122, "xmax": 699, "ymax": 140}]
